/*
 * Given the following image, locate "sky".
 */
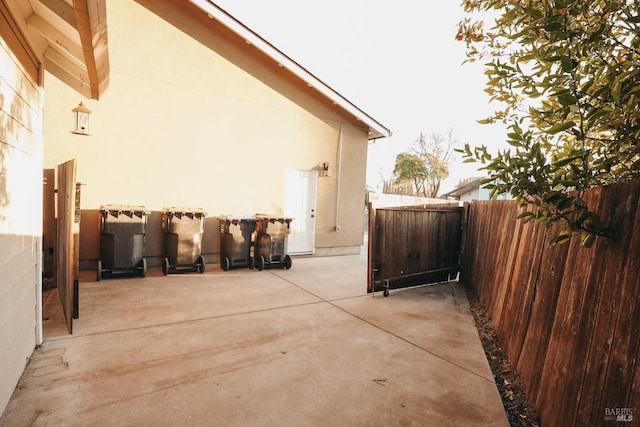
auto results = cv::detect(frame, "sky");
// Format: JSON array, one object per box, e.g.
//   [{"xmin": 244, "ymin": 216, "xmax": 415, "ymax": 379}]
[{"xmin": 213, "ymin": 1, "xmax": 508, "ymax": 194}]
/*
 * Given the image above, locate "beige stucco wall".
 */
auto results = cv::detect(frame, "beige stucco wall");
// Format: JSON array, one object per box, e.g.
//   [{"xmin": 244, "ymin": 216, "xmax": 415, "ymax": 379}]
[
  {"xmin": 0, "ymin": 37, "xmax": 43, "ymax": 415},
  {"xmin": 43, "ymin": 0, "xmax": 369, "ymax": 268}
]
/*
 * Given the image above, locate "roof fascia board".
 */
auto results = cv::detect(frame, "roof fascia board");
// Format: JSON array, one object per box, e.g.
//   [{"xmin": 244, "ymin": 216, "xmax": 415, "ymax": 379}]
[
  {"xmin": 0, "ymin": 1, "xmax": 41, "ymax": 83},
  {"xmin": 188, "ymin": 0, "xmax": 390, "ymax": 140}
]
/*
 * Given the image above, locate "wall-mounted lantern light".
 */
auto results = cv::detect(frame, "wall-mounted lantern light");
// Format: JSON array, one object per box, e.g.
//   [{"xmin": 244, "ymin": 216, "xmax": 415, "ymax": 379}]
[
  {"xmin": 320, "ymin": 162, "xmax": 330, "ymax": 177},
  {"xmin": 71, "ymin": 101, "xmax": 91, "ymax": 135}
]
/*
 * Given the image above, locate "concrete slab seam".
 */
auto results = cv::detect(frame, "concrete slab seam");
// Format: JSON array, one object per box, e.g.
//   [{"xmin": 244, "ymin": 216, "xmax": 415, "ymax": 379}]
[
  {"xmin": 266, "ymin": 270, "xmax": 496, "ymax": 384},
  {"xmin": 42, "ymin": 299, "xmax": 329, "ymax": 343}
]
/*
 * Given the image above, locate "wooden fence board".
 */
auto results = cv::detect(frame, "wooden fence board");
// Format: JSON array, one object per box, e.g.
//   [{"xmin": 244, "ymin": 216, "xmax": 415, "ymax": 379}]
[
  {"xmin": 633, "ymin": 369, "xmax": 640, "ymax": 423},
  {"xmin": 367, "ymin": 204, "xmax": 374, "ymax": 293},
  {"xmin": 488, "ymin": 203, "xmax": 515, "ymax": 328},
  {"xmin": 56, "ymin": 159, "xmax": 77, "ymax": 334},
  {"xmin": 516, "ymin": 223, "xmax": 568, "ymax": 402},
  {"xmin": 590, "ymin": 183, "xmax": 640, "ymax": 425},
  {"xmin": 574, "ymin": 184, "xmax": 630, "ymax": 425},
  {"xmin": 576, "ymin": 186, "xmax": 635, "ymax": 422},
  {"xmin": 499, "ymin": 219, "xmax": 546, "ymax": 361},
  {"xmin": 461, "ymin": 180, "xmax": 640, "ymax": 426},
  {"xmin": 464, "ymin": 201, "xmax": 502, "ymax": 312},
  {"xmin": 537, "ymin": 187, "xmax": 609, "ymax": 426},
  {"xmin": 492, "ymin": 206, "xmax": 524, "ymax": 331},
  {"xmin": 567, "ymin": 187, "xmax": 616, "ymax": 425}
]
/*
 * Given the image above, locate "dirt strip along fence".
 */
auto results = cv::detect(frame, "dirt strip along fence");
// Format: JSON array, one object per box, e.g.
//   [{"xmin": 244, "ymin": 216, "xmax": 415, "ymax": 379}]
[{"xmin": 460, "ymin": 179, "xmax": 640, "ymax": 426}]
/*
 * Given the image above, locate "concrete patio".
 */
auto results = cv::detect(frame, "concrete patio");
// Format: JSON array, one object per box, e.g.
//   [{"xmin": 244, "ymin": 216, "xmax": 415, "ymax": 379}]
[{"xmin": 1, "ymin": 253, "xmax": 508, "ymax": 426}]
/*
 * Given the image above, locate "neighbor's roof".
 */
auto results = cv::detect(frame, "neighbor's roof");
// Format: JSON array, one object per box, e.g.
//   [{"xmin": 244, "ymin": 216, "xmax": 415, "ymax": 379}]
[
  {"xmin": 139, "ymin": 0, "xmax": 391, "ymax": 140},
  {"xmin": 441, "ymin": 177, "xmax": 486, "ymax": 199}
]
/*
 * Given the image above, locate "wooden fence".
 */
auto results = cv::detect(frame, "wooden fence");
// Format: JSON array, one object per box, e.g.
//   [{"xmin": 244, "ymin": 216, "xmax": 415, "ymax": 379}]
[
  {"xmin": 368, "ymin": 204, "xmax": 462, "ymax": 295},
  {"xmin": 461, "ymin": 180, "xmax": 640, "ymax": 426},
  {"xmin": 56, "ymin": 159, "xmax": 80, "ymax": 334}
]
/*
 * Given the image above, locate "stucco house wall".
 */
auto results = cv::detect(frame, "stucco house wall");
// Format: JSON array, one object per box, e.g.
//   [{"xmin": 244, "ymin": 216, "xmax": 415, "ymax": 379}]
[
  {"xmin": 1, "ymin": 0, "xmax": 387, "ymax": 415},
  {"xmin": 43, "ymin": 0, "xmax": 372, "ymax": 268},
  {"xmin": 0, "ymin": 36, "xmax": 43, "ymax": 415}
]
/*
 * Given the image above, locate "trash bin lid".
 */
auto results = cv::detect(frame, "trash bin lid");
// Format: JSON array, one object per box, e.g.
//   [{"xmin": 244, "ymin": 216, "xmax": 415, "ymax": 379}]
[
  {"xmin": 255, "ymin": 214, "xmax": 293, "ymax": 223},
  {"xmin": 161, "ymin": 207, "xmax": 207, "ymax": 218},
  {"xmin": 217, "ymin": 215, "xmax": 257, "ymax": 223},
  {"xmin": 100, "ymin": 204, "xmax": 150, "ymax": 215}
]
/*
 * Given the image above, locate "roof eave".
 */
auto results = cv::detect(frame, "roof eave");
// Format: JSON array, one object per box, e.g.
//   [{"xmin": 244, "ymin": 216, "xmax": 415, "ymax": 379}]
[
  {"xmin": 188, "ymin": 0, "xmax": 391, "ymax": 140},
  {"xmin": 4, "ymin": 0, "xmax": 110, "ymax": 99}
]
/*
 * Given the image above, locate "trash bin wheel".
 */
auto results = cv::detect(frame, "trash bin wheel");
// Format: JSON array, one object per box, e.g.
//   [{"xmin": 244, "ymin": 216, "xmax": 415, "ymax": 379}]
[
  {"xmin": 248, "ymin": 256, "xmax": 254, "ymax": 270},
  {"xmin": 97, "ymin": 260, "xmax": 102, "ymax": 282},
  {"xmin": 141, "ymin": 258, "xmax": 147, "ymax": 278},
  {"xmin": 256, "ymin": 255, "xmax": 266, "ymax": 271},
  {"xmin": 197, "ymin": 256, "xmax": 205, "ymax": 273},
  {"xmin": 163, "ymin": 257, "xmax": 170, "ymax": 276},
  {"xmin": 383, "ymin": 289, "xmax": 389, "ymax": 297},
  {"xmin": 222, "ymin": 257, "xmax": 231, "ymax": 271},
  {"xmin": 284, "ymin": 255, "xmax": 292, "ymax": 270}
]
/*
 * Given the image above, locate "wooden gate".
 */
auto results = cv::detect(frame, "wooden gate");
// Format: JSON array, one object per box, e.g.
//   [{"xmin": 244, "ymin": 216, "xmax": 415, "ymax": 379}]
[
  {"xmin": 367, "ymin": 204, "xmax": 463, "ymax": 296},
  {"xmin": 56, "ymin": 159, "xmax": 79, "ymax": 333}
]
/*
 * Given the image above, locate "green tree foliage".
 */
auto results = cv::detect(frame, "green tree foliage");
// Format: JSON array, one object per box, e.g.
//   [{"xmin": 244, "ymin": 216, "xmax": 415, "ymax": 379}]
[
  {"xmin": 392, "ymin": 132, "xmax": 453, "ymax": 198},
  {"xmin": 393, "ymin": 152, "xmax": 429, "ymax": 196},
  {"xmin": 456, "ymin": 0, "xmax": 640, "ymax": 247}
]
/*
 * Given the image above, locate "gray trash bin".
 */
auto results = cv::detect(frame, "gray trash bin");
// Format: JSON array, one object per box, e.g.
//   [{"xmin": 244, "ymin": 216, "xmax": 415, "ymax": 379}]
[
  {"xmin": 217, "ymin": 216, "xmax": 257, "ymax": 271},
  {"xmin": 98, "ymin": 205, "xmax": 150, "ymax": 281},
  {"xmin": 254, "ymin": 214, "xmax": 293, "ymax": 270},
  {"xmin": 161, "ymin": 207, "xmax": 207, "ymax": 275}
]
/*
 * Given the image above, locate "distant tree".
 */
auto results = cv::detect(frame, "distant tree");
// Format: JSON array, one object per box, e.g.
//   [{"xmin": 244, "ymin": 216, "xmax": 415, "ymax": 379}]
[
  {"xmin": 382, "ymin": 178, "xmax": 413, "ymax": 196},
  {"xmin": 457, "ymin": 0, "xmax": 640, "ymax": 247},
  {"xmin": 392, "ymin": 132, "xmax": 453, "ymax": 198},
  {"xmin": 393, "ymin": 152, "xmax": 428, "ymax": 196},
  {"xmin": 412, "ymin": 131, "xmax": 453, "ymax": 197}
]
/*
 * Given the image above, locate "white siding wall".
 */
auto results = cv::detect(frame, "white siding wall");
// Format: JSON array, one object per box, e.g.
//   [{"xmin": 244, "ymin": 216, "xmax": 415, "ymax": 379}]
[
  {"xmin": 0, "ymin": 36, "xmax": 43, "ymax": 415},
  {"xmin": 460, "ymin": 188, "xmax": 481, "ymax": 203}
]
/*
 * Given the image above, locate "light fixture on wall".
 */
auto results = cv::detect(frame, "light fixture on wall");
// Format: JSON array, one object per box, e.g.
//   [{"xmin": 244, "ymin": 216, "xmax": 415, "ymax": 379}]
[
  {"xmin": 71, "ymin": 76, "xmax": 91, "ymax": 135},
  {"xmin": 71, "ymin": 101, "xmax": 91, "ymax": 135},
  {"xmin": 320, "ymin": 162, "xmax": 330, "ymax": 177}
]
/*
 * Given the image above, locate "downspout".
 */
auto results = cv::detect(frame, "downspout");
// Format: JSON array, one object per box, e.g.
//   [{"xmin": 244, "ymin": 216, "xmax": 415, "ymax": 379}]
[
  {"xmin": 335, "ymin": 122, "xmax": 343, "ymax": 232},
  {"xmin": 36, "ymin": 81, "xmax": 45, "ymax": 346},
  {"xmin": 36, "ymin": 237, "xmax": 43, "ymax": 346}
]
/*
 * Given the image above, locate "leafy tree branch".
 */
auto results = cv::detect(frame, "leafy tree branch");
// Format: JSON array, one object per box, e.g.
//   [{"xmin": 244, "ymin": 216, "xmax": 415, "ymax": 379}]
[{"xmin": 456, "ymin": 0, "xmax": 640, "ymax": 247}]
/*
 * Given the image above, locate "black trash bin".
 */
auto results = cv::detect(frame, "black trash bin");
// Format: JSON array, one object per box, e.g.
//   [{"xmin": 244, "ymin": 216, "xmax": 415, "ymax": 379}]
[
  {"xmin": 161, "ymin": 207, "xmax": 207, "ymax": 275},
  {"xmin": 217, "ymin": 216, "xmax": 257, "ymax": 271},
  {"xmin": 98, "ymin": 205, "xmax": 150, "ymax": 281},
  {"xmin": 254, "ymin": 214, "xmax": 293, "ymax": 270}
]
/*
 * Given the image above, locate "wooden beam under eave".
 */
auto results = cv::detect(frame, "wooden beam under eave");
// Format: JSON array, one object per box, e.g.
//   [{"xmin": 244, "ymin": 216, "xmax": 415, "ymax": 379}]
[
  {"xmin": 41, "ymin": 0, "xmax": 77, "ymax": 29},
  {"xmin": 43, "ymin": 47, "xmax": 91, "ymax": 98},
  {"xmin": 27, "ymin": 13, "xmax": 85, "ymax": 65},
  {"xmin": 44, "ymin": 48, "xmax": 91, "ymax": 98},
  {"xmin": 72, "ymin": 0, "xmax": 109, "ymax": 100}
]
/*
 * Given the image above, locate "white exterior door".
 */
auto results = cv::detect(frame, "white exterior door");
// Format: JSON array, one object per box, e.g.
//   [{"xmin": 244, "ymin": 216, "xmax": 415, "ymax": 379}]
[{"xmin": 284, "ymin": 169, "xmax": 318, "ymax": 254}]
